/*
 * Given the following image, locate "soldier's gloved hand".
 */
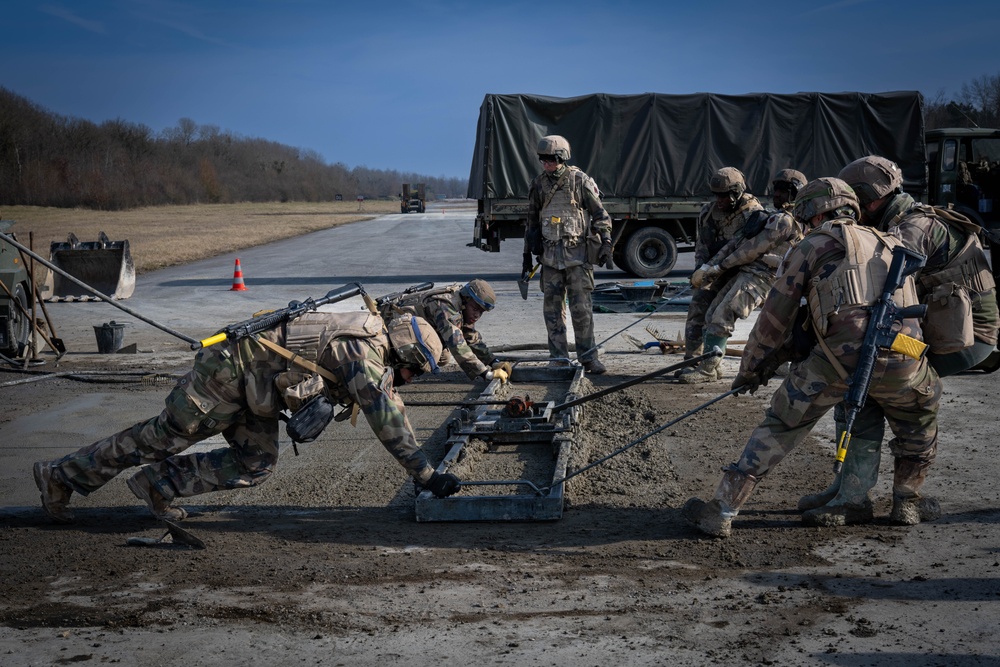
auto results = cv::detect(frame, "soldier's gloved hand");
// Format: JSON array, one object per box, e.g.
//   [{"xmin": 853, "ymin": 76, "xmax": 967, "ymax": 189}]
[
  {"xmin": 521, "ymin": 252, "xmax": 534, "ymax": 280},
  {"xmin": 491, "ymin": 360, "xmax": 513, "ymax": 377},
  {"xmin": 597, "ymin": 241, "xmax": 614, "ymax": 269},
  {"xmin": 424, "ymin": 472, "xmax": 461, "ymax": 498},
  {"xmin": 731, "ymin": 372, "xmax": 761, "ymax": 395},
  {"xmin": 690, "ymin": 264, "xmax": 710, "ymax": 289},
  {"xmin": 492, "ymin": 368, "xmax": 510, "ymax": 384}
]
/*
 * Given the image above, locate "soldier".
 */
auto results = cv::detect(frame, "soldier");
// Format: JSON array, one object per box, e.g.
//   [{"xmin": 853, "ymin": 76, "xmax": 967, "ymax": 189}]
[
  {"xmin": 379, "ymin": 279, "xmax": 510, "ymax": 384},
  {"xmin": 680, "ymin": 167, "xmax": 775, "ymax": 383},
  {"xmin": 682, "ymin": 178, "xmax": 942, "ymax": 538},
  {"xmin": 799, "ymin": 156, "xmax": 998, "ymax": 526},
  {"xmin": 522, "ymin": 135, "xmax": 613, "ymax": 375},
  {"xmin": 32, "ymin": 311, "xmax": 462, "ymax": 524}
]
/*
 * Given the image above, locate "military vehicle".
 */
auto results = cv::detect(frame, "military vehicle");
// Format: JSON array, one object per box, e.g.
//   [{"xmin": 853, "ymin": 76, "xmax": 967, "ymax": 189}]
[{"xmin": 400, "ymin": 183, "xmax": 426, "ymax": 214}]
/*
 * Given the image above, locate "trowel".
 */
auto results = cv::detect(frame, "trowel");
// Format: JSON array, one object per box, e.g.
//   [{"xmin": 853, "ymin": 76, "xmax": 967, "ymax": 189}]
[
  {"xmin": 125, "ymin": 520, "xmax": 206, "ymax": 549},
  {"xmin": 518, "ymin": 264, "xmax": 540, "ymax": 300}
]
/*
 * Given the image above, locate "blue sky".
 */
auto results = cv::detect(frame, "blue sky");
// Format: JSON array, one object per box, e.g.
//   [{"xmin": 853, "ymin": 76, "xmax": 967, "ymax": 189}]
[{"xmin": 2, "ymin": 0, "xmax": 1000, "ymax": 179}]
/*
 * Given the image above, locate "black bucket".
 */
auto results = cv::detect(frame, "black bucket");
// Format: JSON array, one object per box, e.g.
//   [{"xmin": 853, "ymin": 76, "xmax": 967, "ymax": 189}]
[{"xmin": 94, "ymin": 321, "xmax": 125, "ymax": 353}]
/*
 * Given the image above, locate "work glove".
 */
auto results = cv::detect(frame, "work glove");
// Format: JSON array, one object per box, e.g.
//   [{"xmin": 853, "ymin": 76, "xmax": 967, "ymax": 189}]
[
  {"xmin": 521, "ymin": 252, "xmax": 534, "ymax": 280},
  {"xmin": 731, "ymin": 372, "xmax": 762, "ymax": 396},
  {"xmin": 424, "ymin": 472, "xmax": 461, "ymax": 498},
  {"xmin": 597, "ymin": 241, "xmax": 614, "ymax": 269},
  {"xmin": 690, "ymin": 264, "xmax": 721, "ymax": 289},
  {"xmin": 491, "ymin": 360, "xmax": 513, "ymax": 377},
  {"xmin": 492, "ymin": 368, "xmax": 510, "ymax": 384}
]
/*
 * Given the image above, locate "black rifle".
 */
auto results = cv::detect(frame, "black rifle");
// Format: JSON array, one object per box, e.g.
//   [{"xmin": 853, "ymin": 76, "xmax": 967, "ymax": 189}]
[
  {"xmin": 835, "ymin": 245, "xmax": 928, "ymax": 472},
  {"xmin": 375, "ymin": 282, "xmax": 434, "ymax": 311},
  {"xmin": 192, "ymin": 283, "xmax": 367, "ymax": 350}
]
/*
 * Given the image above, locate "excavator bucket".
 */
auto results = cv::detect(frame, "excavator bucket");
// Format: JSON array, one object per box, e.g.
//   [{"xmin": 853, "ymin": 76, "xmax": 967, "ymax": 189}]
[{"xmin": 43, "ymin": 232, "xmax": 135, "ymax": 301}]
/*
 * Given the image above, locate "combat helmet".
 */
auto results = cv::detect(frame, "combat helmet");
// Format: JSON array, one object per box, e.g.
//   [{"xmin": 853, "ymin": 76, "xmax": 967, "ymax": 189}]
[
  {"xmin": 460, "ymin": 279, "xmax": 496, "ymax": 311},
  {"xmin": 710, "ymin": 167, "xmax": 747, "ymax": 197},
  {"xmin": 838, "ymin": 156, "xmax": 903, "ymax": 205},
  {"xmin": 771, "ymin": 169, "xmax": 808, "ymax": 198},
  {"xmin": 386, "ymin": 314, "xmax": 443, "ymax": 375},
  {"xmin": 537, "ymin": 135, "xmax": 571, "ymax": 162},
  {"xmin": 792, "ymin": 177, "xmax": 861, "ymax": 223}
]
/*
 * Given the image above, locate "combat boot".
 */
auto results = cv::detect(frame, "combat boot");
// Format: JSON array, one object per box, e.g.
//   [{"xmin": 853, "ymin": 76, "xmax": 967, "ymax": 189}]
[
  {"xmin": 583, "ymin": 358, "xmax": 606, "ymax": 375},
  {"xmin": 682, "ymin": 466, "xmax": 759, "ymax": 538},
  {"xmin": 33, "ymin": 461, "xmax": 75, "ymax": 524},
  {"xmin": 674, "ymin": 337, "xmax": 704, "ymax": 377},
  {"xmin": 889, "ymin": 457, "xmax": 941, "ymax": 525},
  {"xmin": 127, "ymin": 471, "xmax": 188, "ymax": 521},
  {"xmin": 678, "ymin": 334, "xmax": 727, "ymax": 384},
  {"xmin": 801, "ymin": 438, "xmax": 880, "ymax": 527}
]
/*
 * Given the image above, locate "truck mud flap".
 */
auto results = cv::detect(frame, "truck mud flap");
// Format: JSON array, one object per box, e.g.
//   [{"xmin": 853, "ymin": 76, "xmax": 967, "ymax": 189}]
[
  {"xmin": 415, "ymin": 364, "xmax": 587, "ymax": 522},
  {"xmin": 42, "ymin": 232, "xmax": 136, "ymax": 301}
]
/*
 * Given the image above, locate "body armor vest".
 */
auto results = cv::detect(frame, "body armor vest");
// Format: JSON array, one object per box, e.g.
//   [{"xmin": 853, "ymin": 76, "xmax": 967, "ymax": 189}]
[
  {"xmin": 807, "ymin": 222, "xmax": 919, "ymax": 337},
  {"xmin": 540, "ymin": 167, "xmax": 588, "ymax": 244}
]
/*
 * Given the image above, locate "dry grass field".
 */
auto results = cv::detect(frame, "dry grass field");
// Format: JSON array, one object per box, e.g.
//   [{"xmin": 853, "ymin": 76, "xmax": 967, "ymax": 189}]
[{"xmin": 1, "ymin": 200, "xmax": 400, "ymax": 273}]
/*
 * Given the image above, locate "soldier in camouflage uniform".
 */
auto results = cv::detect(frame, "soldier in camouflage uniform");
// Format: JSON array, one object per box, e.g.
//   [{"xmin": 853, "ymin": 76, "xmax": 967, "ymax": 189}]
[
  {"xmin": 380, "ymin": 279, "xmax": 511, "ymax": 384},
  {"xmin": 522, "ymin": 135, "xmax": 613, "ymax": 375},
  {"xmin": 32, "ymin": 311, "xmax": 462, "ymax": 524},
  {"xmin": 680, "ymin": 167, "xmax": 773, "ymax": 383},
  {"xmin": 799, "ymin": 156, "xmax": 998, "ymax": 527},
  {"xmin": 682, "ymin": 177, "xmax": 942, "ymax": 538}
]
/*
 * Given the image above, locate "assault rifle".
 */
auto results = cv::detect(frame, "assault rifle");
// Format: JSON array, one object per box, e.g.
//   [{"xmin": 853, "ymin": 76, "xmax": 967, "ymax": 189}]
[
  {"xmin": 192, "ymin": 283, "xmax": 368, "ymax": 350},
  {"xmin": 835, "ymin": 245, "xmax": 928, "ymax": 473},
  {"xmin": 375, "ymin": 282, "xmax": 434, "ymax": 312}
]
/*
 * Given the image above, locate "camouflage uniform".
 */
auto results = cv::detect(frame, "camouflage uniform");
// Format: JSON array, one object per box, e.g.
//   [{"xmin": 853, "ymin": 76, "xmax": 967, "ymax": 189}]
[
  {"xmin": 382, "ymin": 284, "xmax": 494, "ymax": 380},
  {"xmin": 684, "ymin": 215, "xmax": 941, "ymax": 536},
  {"xmin": 525, "ymin": 164, "xmax": 612, "ymax": 365},
  {"xmin": 42, "ymin": 312, "xmax": 440, "ymax": 511}
]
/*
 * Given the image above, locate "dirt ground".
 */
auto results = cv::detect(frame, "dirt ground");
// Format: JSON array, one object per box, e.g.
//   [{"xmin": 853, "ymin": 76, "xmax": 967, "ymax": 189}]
[{"xmin": 2, "ymin": 348, "xmax": 999, "ymax": 666}]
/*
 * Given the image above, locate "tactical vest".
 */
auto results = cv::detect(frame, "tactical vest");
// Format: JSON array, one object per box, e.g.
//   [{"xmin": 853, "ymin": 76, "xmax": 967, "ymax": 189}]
[
  {"xmin": 540, "ymin": 167, "xmax": 588, "ymax": 244},
  {"xmin": 276, "ymin": 311, "xmax": 386, "ymax": 410},
  {"xmin": 700, "ymin": 195, "xmax": 762, "ymax": 257},
  {"xmin": 806, "ymin": 222, "xmax": 919, "ymax": 337},
  {"xmin": 910, "ymin": 204, "xmax": 995, "ymax": 295}
]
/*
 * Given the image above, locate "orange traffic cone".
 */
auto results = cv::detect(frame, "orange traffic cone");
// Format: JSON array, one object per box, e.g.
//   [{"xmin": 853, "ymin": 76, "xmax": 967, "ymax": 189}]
[{"xmin": 230, "ymin": 258, "xmax": 248, "ymax": 291}]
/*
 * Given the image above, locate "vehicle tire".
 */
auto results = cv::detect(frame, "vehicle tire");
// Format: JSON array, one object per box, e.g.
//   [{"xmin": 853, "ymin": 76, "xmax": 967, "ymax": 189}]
[
  {"xmin": 621, "ymin": 227, "xmax": 677, "ymax": 278},
  {"xmin": 1, "ymin": 282, "xmax": 30, "ymax": 358}
]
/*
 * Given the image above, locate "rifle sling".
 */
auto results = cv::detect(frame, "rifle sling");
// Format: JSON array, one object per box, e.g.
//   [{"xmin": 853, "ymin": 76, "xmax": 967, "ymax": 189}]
[{"xmin": 255, "ymin": 336, "xmax": 359, "ymax": 426}]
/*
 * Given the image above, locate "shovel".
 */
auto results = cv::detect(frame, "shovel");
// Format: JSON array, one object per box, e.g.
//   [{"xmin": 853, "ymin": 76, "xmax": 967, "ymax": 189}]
[
  {"xmin": 518, "ymin": 264, "xmax": 540, "ymax": 300},
  {"xmin": 125, "ymin": 520, "xmax": 206, "ymax": 549}
]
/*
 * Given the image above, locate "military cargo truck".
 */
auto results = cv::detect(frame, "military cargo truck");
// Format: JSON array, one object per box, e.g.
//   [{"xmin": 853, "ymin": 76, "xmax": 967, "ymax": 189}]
[
  {"xmin": 468, "ymin": 92, "xmax": 930, "ymax": 278},
  {"xmin": 401, "ymin": 183, "xmax": 426, "ymax": 214},
  {"xmin": 0, "ymin": 220, "xmax": 32, "ymax": 358}
]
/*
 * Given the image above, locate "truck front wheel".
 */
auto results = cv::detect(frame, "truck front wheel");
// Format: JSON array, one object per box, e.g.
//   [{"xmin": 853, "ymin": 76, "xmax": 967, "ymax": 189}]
[{"xmin": 621, "ymin": 227, "xmax": 677, "ymax": 278}]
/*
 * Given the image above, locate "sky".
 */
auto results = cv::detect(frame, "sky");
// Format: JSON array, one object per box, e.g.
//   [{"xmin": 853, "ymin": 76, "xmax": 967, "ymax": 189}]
[{"xmin": 2, "ymin": 0, "xmax": 1000, "ymax": 180}]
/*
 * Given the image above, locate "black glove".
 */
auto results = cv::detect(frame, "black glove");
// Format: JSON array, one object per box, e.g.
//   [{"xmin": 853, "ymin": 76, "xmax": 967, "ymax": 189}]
[
  {"xmin": 597, "ymin": 242, "xmax": 613, "ymax": 269},
  {"xmin": 424, "ymin": 472, "xmax": 461, "ymax": 498},
  {"xmin": 521, "ymin": 252, "xmax": 533, "ymax": 279},
  {"xmin": 731, "ymin": 373, "xmax": 761, "ymax": 396}
]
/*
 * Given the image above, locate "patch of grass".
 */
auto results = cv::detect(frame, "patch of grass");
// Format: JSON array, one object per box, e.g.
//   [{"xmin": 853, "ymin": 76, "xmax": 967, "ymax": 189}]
[{"xmin": 2, "ymin": 201, "xmax": 400, "ymax": 273}]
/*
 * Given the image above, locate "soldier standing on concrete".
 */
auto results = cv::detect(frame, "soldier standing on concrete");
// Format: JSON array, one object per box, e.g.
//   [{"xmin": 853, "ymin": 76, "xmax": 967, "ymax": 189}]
[
  {"xmin": 33, "ymin": 311, "xmax": 462, "ymax": 524},
  {"xmin": 680, "ymin": 167, "xmax": 775, "ymax": 383},
  {"xmin": 522, "ymin": 135, "xmax": 613, "ymax": 375},
  {"xmin": 683, "ymin": 178, "xmax": 941, "ymax": 538},
  {"xmin": 799, "ymin": 156, "xmax": 998, "ymax": 527},
  {"xmin": 380, "ymin": 279, "xmax": 510, "ymax": 384}
]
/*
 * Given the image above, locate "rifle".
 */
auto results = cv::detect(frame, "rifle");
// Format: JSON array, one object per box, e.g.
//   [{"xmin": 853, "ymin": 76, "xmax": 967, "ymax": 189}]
[
  {"xmin": 192, "ymin": 283, "xmax": 369, "ymax": 350},
  {"xmin": 834, "ymin": 245, "xmax": 928, "ymax": 473},
  {"xmin": 375, "ymin": 282, "xmax": 434, "ymax": 312}
]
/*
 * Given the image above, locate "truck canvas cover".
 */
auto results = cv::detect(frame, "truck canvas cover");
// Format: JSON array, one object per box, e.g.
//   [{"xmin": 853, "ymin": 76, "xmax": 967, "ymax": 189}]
[{"xmin": 468, "ymin": 92, "xmax": 927, "ymax": 200}]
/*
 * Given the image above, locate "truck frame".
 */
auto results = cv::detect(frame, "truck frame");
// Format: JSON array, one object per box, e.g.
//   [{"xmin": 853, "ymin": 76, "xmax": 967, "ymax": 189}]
[{"xmin": 468, "ymin": 92, "xmax": 928, "ymax": 278}]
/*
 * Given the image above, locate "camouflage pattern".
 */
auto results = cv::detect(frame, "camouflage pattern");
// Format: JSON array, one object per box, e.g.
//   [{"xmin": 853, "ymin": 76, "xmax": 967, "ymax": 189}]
[
  {"xmin": 732, "ymin": 218, "xmax": 941, "ymax": 480},
  {"xmin": 49, "ymin": 314, "xmax": 440, "ymax": 504},
  {"xmin": 526, "ymin": 163, "xmax": 611, "ymax": 364},
  {"xmin": 541, "ymin": 264, "xmax": 597, "ymax": 363},
  {"xmin": 693, "ymin": 193, "xmax": 763, "ymax": 266},
  {"xmin": 382, "ymin": 284, "xmax": 493, "ymax": 379}
]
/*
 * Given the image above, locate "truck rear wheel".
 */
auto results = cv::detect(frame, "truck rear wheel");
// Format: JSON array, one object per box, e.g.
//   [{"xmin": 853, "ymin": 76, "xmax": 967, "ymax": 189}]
[
  {"xmin": 621, "ymin": 227, "xmax": 677, "ymax": 278},
  {"xmin": 1, "ymin": 282, "xmax": 30, "ymax": 358}
]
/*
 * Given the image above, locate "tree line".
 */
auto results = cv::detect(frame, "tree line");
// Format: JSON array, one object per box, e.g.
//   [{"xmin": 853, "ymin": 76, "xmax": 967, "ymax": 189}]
[
  {"xmin": 2, "ymin": 78, "xmax": 1000, "ymax": 212},
  {"xmin": 0, "ymin": 87, "xmax": 468, "ymax": 210}
]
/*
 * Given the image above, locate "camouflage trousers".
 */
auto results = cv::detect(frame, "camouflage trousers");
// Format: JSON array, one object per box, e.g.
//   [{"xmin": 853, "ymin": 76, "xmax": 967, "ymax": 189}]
[
  {"xmin": 541, "ymin": 264, "xmax": 597, "ymax": 363},
  {"xmin": 53, "ymin": 345, "xmax": 279, "ymax": 501},
  {"xmin": 685, "ymin": 270, "xmax": 773, "ymax": 343},
  {"xmin": 733, "ymin": 348, "xmax": 941, "ymax": 479}
]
